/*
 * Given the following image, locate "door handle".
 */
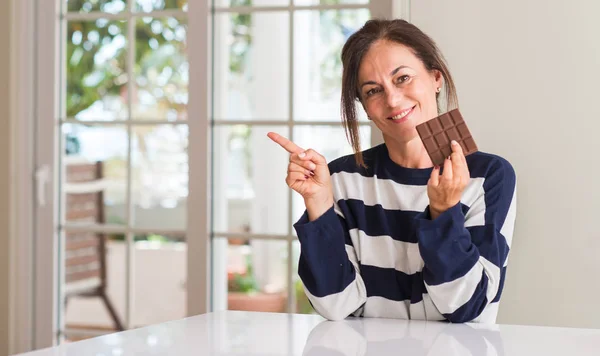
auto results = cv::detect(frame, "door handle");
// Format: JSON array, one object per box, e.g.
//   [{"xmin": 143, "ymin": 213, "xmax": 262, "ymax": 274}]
[{"xmin": 35, "ymin": 164, "xmax": 50, "ymax": 207}]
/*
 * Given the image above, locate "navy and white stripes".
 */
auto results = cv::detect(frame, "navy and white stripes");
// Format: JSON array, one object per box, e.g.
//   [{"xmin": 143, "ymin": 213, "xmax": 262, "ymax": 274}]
[{"xmin": 294, "ymin": 144, "xmax": 517, "ymax": 323}]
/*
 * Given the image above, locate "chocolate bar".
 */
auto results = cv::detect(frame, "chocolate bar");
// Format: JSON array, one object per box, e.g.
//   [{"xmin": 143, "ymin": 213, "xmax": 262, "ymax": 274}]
[{"xmin": 416, "ymin": 108, "xmax": 478, "ymax": 166}]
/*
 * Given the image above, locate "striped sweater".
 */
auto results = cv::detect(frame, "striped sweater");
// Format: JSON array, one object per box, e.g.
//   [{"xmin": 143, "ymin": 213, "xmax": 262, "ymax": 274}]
[{"xmin": 294, "ymin": 144, "xmax": 517, "ymax": 323}]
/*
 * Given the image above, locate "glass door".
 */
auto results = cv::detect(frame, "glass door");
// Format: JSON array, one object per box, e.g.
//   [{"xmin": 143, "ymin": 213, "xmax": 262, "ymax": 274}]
[{"xmin": 41, "ymin": 0, "xmax": 209, "ymax": 343}]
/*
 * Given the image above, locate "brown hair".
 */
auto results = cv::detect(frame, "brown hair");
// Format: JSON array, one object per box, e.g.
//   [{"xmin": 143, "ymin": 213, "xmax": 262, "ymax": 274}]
[{"xmin": 340, "ymin": 19, "xmax": 459, "ymax": 167}]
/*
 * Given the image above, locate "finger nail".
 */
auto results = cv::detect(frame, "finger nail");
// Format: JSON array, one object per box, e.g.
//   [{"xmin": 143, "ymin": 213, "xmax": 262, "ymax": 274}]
[
  {"xmin": 304, "ymin": 175, "xmax": 309, "ymax": 179},
  {"xmin": 299, "ymin": 152, "xmax": 306, "ymax": 158},
  {"xmin": 451, "ymin": 140, "xmax": 458, "ymax": 146},
  {"xmin": 309, "ymin": 171, "xmax": 315, "ymax": 176},
  {"xmin": 309, "ymin": 163, "xmax": 316, "ymax": 170}
]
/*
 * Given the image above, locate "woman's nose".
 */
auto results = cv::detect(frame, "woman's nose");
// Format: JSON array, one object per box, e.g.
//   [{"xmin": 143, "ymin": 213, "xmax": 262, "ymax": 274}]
[{"xmin": 385, "ymin": 87, "xmax": 403, "ymax": 108}]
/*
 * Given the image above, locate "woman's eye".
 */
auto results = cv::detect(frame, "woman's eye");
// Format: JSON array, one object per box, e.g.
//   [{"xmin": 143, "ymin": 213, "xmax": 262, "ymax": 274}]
[
  {"xmin": 366, "ymin": 88, "xmax": 381, "ymax": 97},
  {"xmin": 397, "ymin": 75, "xmax": 410, "ymax": 83}
]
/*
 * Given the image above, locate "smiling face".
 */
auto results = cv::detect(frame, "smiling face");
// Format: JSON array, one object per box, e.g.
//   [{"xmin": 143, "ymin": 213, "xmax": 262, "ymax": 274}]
[{"xmin": 358, "ymin": 40, "xmax": 443, "ymax": 144}]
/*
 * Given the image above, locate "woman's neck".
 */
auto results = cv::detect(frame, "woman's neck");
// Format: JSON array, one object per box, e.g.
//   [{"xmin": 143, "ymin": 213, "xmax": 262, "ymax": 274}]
[{"xmin": 383, "ymin": 134, "xmax": 434, "ymax": 169}]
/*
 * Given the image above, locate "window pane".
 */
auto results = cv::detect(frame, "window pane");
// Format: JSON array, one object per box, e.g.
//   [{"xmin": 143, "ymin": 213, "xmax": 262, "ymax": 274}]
[
  {"xmin": 63, "ymin": 124, "xmax": 128, "ymax": 226},
  {"xmin": 132, "ymin": 125, "xmax": 188, "ymax": 229},
  {"xmin": 212, "ymin": 238, "xmax": 288, "ymax": 313},
  {"xmin": 212, "ymin": 125, "xmax": 290, "ymax": 235},
  {"xmin": 135, "ymin": 0, "xmax": 188, "ymax": 12},
  {"xmin": 133, "ymin": 235, "xmax": 187, "ymax": 327},
  {"xmin": 67, "ymin": 0, "xmax": 127, "ymax": 13},
  {"xmin": 66, "ymin": 20, "xmax": 128, "ymax": 121},
  {"xmin": 293, "ymin": 9, "xmax": 369, "ymax": 121},
  {"xmin": 63, "ymin": 230, "xmax": 126, "ymax": 340},
  {"xmin": 213, "ymin": 12, "xmax": 290, "ymax": 121},
  {"xmin": 291, "ymin": 125, "xmax": 371, "ymax": 226},
  {"xmin": 293, "ymin": 125, "xmax": 371, "ymax": 166},
  {"xmin": 212, "ymin": 0, "xmax": 289, "ymax": 7},
  {"xmin": 134, "ymin": 17, "xmax": 188, "ymax": 121}
]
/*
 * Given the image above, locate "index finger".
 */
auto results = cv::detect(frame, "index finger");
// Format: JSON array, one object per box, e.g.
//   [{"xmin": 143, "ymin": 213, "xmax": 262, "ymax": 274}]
[{"xmin": 267, "ymin": 132, "xmax": 304, "ymax": 154}]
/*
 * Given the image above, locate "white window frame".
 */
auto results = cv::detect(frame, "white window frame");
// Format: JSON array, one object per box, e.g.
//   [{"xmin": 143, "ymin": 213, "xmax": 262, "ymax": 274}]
[
  {"xmin": 9, "ymin": 0, "xmax": 36, "ymax": 353},
  {"xmin": 23, "ymin": 0, "xmax": 408, "ymax": 351},
  {"xmin": 34, "ymin": 0, "xmax": 61, "ymax": 349}
]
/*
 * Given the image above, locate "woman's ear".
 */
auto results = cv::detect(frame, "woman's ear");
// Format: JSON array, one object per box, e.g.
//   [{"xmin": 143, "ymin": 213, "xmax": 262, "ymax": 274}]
[{"xmin": 433, "ymin": 69, "xmax": 443, "ymax": 89}]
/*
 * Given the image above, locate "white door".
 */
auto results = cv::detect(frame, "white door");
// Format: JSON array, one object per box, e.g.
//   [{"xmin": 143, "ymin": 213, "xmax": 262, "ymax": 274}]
[{"xmin": 34, "ymin": 0, "xmax": 210, "ymax": 346}]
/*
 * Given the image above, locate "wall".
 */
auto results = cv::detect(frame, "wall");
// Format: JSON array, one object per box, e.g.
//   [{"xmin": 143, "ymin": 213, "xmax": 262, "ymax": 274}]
[
  {"xmin": 409, "ymin": 0, "xmax": 600, "ymax": 328},
  {"xmin": 0, "ymin": 0, "xmax": 13, "ymax": 353}
]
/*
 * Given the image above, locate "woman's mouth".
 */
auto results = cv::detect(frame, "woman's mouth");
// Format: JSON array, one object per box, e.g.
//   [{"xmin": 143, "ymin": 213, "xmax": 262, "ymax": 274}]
[{"xmin": 388, "ymin": 105, "xmax": 416, "ymax": 123}]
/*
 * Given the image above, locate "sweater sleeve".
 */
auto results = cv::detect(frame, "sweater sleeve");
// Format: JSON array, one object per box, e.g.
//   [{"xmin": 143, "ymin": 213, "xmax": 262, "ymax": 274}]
[
  {"xmin": 294, "ymin": 203, "xmax": 367, "ymax": 321},
  {"xmin": 414, "ymin": 158, "xmax": 517, "ymax": 323}
]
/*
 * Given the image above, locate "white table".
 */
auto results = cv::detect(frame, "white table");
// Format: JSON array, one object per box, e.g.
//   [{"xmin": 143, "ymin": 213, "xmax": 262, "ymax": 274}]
[{"xmin": 15, "ymin": 311, "xmax": 600, "ymax": 355}]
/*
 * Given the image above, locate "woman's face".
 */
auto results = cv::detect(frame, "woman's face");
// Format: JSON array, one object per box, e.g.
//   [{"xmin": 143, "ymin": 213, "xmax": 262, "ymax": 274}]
[{"xmin": 358, "ymin": 40, "xmax": 442, "ymax": 144}]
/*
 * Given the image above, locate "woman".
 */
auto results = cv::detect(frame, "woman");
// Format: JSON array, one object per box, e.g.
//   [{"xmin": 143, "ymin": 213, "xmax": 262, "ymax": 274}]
[{"xmin": 267, "ymin": 19, "xmax": 516, "ymax": 323}]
